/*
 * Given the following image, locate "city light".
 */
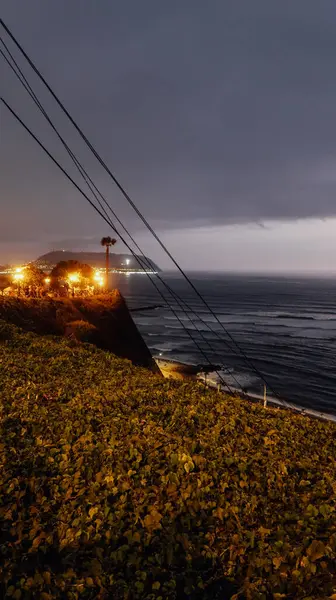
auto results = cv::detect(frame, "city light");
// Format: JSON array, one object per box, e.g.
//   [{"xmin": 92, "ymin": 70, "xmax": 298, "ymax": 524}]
[
  {"xmin": 93, "ymin": 270, "xmax": 104, "ymax": 287},
  {"xmin": 68, "ymin": 273, "xmax": 80, "ymax": 283},
  {"xmin": 13, "ymin": 272, "xmax": 24, "ymax": 282},
  {"xmin": 126, "ymin": 259, "xmax": 130, "ymax": 266},
  {"xmin": 44, "ymin": 277, "xmax": 51, "ymax": 285}
]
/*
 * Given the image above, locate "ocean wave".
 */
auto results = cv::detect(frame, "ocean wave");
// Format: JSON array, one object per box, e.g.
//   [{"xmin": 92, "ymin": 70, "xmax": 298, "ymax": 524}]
[
  {"xmin": 274, "ymin": 315, "xmax": 336, "ymax": 321},
  {"xmin": 259, "ymin": 313, "xmax": 336, "ymax": 321},
  {"xmin": 275, "ymin": 314, "xmax": 315, "ymax": 320},
  {"xmin": 123, "ymin": 273, "xmax": 336, "ymax": 413}
]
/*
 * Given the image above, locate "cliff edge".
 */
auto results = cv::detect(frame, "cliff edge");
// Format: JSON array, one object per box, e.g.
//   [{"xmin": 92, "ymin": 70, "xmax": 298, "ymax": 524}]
[{"xmin": 0, "ymin": 291, "xmax": 160, "ymax": 372}]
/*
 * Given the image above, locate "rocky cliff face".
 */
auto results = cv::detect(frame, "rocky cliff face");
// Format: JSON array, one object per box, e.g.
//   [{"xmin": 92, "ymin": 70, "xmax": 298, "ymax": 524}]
[{"xmin": 0, "ymin": 292, "xmax": 160, "ymax": 373}]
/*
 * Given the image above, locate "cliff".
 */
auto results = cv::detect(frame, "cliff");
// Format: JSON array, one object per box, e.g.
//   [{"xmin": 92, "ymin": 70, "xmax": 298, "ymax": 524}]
[
  {"xmin": 34, "ymin": 250, "xmax": 161, "ymax": 272},
  {"xmin": 0, "ymin": 292, "xmax": 160, "ymax": 373}
]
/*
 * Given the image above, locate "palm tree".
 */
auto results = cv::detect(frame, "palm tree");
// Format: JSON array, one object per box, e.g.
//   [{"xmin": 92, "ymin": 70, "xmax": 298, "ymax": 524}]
[{"xmin": 100, "ymin": 236, "xmax": 117, "ymax": 288}]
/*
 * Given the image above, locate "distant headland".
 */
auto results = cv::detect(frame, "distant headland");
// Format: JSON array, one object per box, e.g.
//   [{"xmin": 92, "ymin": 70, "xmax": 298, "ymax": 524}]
[{"xmin": 32, "ymin": 250, "xmax": 161, "ymax": 273}]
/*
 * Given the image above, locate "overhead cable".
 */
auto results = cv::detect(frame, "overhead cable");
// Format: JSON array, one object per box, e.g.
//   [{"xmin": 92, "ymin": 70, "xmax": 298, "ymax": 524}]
[
  {"xmin": 0, "ymin": 39, "xmax": 243, "ymax": 391},
  {"xmin": 0, "ymin": 18, "xmax": 283, "ymax": 400},
  {"xmin": 1, "ymin": 96, "xmax": 234, "ymax": 393}
]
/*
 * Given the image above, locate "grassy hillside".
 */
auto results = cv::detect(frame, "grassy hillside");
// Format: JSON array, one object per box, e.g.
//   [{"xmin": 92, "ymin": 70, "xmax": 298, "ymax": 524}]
[
  {"xmin": 0, "ymin": 321, "xmax": 335, "ymax": 599},
  {"xmin": 0, "ymin": 294, "xmax": 159, "ymax": 372}
]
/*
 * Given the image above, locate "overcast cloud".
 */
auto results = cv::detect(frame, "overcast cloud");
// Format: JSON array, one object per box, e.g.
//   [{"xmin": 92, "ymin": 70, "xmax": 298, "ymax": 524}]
[{"xmin": 1, "ymin": 0, "xmax": 336, "ymax": 269}]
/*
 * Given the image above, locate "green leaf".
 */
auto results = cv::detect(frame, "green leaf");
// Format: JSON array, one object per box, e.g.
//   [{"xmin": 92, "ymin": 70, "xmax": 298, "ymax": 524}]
[{"xmin": 307, "ymin": 540, "xmax": 326, "ymax": 562}]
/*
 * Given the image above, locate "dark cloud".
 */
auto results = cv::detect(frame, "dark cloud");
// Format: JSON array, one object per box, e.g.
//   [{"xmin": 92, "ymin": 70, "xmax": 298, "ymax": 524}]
[{"xmin": 2, "ymin": 0, "xmax": 336, "ymax": 250}]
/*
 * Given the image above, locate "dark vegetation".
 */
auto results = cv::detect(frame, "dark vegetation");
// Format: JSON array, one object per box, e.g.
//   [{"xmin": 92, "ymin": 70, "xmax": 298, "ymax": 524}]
[
  {"xmin": 0, "ymin": 266, "xmax": 45, "ymax": 294},
  {"xmin": 49, "ymin": 260, "xmax": 94, "ymax": 293},
  {"xmin": 50, "ymin": 260, "xmax": 93, "ymax": 280},
  {"xmin": 20, "ymin": 265, "xmax": 45, "ymax": 287},
  {"xmin": 0, "ymin": 274, "xmax": 11, "ymax": 293},
  {"xmin": 0, "ymin": 293, "xmax": 158, "ymax": 371},
  {"xmin": 0, "ymin": 321, "xmax": 335, "ymax": 599}
]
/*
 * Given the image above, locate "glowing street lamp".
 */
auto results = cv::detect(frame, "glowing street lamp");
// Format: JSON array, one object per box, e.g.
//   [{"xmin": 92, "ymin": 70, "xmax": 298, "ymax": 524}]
[
  {"xmin": 13, "ymin": 272, "xmax": 24, "ymax": 282},
  {"xmin": 93, "ymin": 270, "xmax": 104, "ymax": 291},
  {"xmin": 44, "ymin": 277, "xmax": 51, "ymax": 285},
  {"xmin": 12, "ymin": 270, "xmax": 24, "ymax": 296},
  {"xmin": 67, "ymin": 272, "xmax": 80, "ymax": 297},
  {"xmin": 68, "ymin": 273, "xmax": 80, "ymax": 284},
  {"xmin": 93, "ymin": 271, "xmax": 102, "ymax": 282}
]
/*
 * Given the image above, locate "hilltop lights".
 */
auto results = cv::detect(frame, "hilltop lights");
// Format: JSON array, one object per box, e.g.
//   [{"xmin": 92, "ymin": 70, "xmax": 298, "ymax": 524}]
[
  {"xmin": 12, "ymin": 267, "xmax": 25, "ymax": 296},
  {"xmin": 12, "ymin": 272, "xmax": 24, "ymax": 282},
  {"xmin": 68, "ymin": 273, "xmax": 80, "ymax": 284},
  {"xmin": 12, "ymin": 266, "xmax": 25, "ymax": 282},
  {"xmin": 93, "ymin": 270, "xmax": 104, "ymax": 288},
  {"xmin": 67, "ymin": 272, "xmax": 80, "ymax": 298}
]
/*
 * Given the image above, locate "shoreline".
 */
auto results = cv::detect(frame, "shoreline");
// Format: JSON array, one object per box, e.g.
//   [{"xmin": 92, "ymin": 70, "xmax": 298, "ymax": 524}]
[{"xmin": 155, "ymin": 357, "xmax": 336, "ymax": 424}]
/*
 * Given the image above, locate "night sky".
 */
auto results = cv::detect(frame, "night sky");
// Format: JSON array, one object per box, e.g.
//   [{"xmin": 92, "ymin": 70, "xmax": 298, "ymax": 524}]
[{"xmin": 2, "ymin": 1, "xmax": 336, "ymax": 271}]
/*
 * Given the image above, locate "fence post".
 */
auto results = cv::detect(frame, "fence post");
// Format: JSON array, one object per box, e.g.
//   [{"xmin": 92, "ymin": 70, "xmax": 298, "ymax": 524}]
[{"xmin": 263, "ymin": 384, "xmax": 267, "ymax": 408}]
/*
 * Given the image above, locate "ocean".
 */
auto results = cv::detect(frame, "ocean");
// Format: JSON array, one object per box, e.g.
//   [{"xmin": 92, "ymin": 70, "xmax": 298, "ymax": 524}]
[{"xmin": 110, "ymin": 272, "xmax": 336, "ymax": 416}]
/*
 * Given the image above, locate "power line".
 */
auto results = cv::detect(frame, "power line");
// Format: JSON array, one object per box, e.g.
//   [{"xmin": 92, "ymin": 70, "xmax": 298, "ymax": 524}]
[
  {"xmin": 0, "ymin": 39, "xmax": 243, "ymax": 392},
  {"xmin": 0, "ymin": 45, "xmax": 234, "ymax": 392},
  {"xmin": 0, "ymin": 96, "xmax": 235, "ymax": 393},
  {"xmin": 0, "ymin": 17, "xmax": 283, "ymax": 401},
  {"xmin": 2, "ymin": 22, "xmax": 296, "ymax": 408},
  {"xmin": 1, "ymin": 34, "xmax": 232, "ymax": 364}
]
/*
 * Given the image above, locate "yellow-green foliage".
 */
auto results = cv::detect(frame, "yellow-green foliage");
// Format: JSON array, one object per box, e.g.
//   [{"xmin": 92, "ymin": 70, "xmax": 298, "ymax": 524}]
[
  {"xmin": 64, "ymin": 320, "xmax": 97, "ymax": 343},
  {"xmin": 0, "ymin": 321, "xmax": 335, "ymax": 599}
]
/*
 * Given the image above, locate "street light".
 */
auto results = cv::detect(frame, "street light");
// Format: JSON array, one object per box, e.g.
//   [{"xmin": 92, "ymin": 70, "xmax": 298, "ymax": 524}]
[
  {"xmin": 13, "ymin": 272, "xmax": 24, "ymax": 282},
  {"xmin": 67, "ymin": 272, "xmax": 80, "ymax": 297},
  {"xmin": 44, "ymin": 277, "xmax": 51, "ymax": 285},
  {"xmin": 12, "ymin": 271, "xmax": 24, "ymax": 296},
  {"xmin": 68, "ymin": 273, "xmax": 80, "ymax": 283},
  {"xmin": 93, "ymin": 271, "xmax": 104, "ymax": 290}
]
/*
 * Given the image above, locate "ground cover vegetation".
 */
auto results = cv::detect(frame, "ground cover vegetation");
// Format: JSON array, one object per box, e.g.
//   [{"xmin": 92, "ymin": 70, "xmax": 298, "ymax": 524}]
[
  {"xmin": 0, "ymin": 294, "xmax": 157, "ymax": 370},
  {"xmin": 0, "ymin": 321, "xmax": 335, "ymax": 599}
]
